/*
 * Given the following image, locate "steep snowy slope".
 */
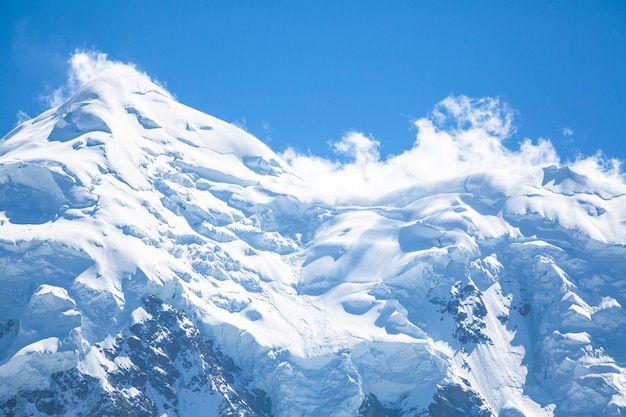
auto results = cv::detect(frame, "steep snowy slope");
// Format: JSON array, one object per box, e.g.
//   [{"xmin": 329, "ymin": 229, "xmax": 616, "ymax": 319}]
[{"xmin": 0, "ymin": 52, "xmax": 625, "ymax": 416}]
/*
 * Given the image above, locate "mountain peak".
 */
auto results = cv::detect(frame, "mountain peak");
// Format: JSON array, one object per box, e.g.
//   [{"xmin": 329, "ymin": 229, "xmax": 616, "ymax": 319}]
[
  {"xmin": 1, "ymin": 53, "xmax": 625, "ymax": 416},
  {"xmin": 2, "ymin": 52, "xmax": 288, "ymax": 194}
]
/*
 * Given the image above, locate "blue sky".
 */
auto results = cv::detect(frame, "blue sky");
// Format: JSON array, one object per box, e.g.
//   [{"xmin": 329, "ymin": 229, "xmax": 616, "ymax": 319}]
[{"xmin": 1, "ymin": 1, "xmax": 625, "ymax": 162}]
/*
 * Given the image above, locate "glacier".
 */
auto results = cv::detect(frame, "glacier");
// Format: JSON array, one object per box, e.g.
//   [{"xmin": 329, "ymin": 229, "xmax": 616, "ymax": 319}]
[{"xmin": 0, "ymin": 51, "xmax": 625, "ymax": 416}]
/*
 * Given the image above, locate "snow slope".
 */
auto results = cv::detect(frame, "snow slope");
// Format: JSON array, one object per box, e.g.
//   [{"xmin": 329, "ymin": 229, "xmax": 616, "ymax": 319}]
[{"xmin": 0, "ymin": 52, "xmax": 625, "ymax": 416}]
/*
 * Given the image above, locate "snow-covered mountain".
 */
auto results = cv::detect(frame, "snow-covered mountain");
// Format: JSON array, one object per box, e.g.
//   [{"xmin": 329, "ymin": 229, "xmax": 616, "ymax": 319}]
[{"xmin": 1, "ymin": 52, "xmax": 625, "ymax": 416}]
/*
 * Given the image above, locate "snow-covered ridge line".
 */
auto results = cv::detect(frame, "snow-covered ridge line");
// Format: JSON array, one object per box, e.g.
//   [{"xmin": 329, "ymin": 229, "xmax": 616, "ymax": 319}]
[{"xmin": 0, "ymin": 52, "xmax": 625, "ymax": 416}]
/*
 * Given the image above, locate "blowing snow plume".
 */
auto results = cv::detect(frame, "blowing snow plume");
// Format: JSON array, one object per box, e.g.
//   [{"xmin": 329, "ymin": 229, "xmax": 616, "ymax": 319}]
[{"xmin": 1, "ymin": 52, "xmax": 626, "ymax": 417}]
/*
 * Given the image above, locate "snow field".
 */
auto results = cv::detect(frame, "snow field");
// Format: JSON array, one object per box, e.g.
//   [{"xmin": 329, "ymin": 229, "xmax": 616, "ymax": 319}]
[{"xmin": 0, "ymin": 52, "xmax": 625, "ymax": 416}]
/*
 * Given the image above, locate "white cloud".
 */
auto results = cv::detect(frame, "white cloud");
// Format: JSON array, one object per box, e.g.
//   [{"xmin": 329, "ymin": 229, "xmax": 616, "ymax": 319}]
[
  {"xmin": 41, "ymin": 86, "xmax": 68, "ymax": 108},
  {"xmin": 16, "ymin": 110, "xmax": 31, "ymax": 125},
  {"xmin": 281, "ymin": 95, "xmax": 567, "ymax": 204},
  {"xmin": 562, "ymin": 127, "xmax": 574, "ymax": 136},
  {"xmin": 571, "ymin": 152, "xmax": 623, "ymax": 184},
  {"xmin": 232, "ymin": 118, "xmax": 248, "ymax": 131},
  {"xmin": 432, "ymin": 95, "xmax": 516, "ymax": 138},
  {"xmin": 333, "ymin": 132, "xmax": 380, "ymax": 165},
  {"xmin": 260, "ymin": 120, "xmax": 273, "ymax": 143}
]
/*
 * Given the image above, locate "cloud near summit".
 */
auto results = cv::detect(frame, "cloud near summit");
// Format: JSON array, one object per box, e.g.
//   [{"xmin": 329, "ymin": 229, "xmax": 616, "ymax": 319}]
[
  {"xmin": 282, "ymin": 96, "xmax": 555, "ymax": 202},
  {"xmin": 282, "ymin": 95, "xmax": 624, "ymax": 203},
  {"xmin": 50, "ymin": 52, "xmax": 625, "ymax": 203},
  {"xmin": 45, "ymin": 51, "xmax": 170, "ymax": 107}
]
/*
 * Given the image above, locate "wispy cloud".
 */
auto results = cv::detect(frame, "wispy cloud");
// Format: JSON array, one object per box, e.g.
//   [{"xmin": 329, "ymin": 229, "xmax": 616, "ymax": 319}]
[
  {"xmin": 332, "ymin": 131, "xmax": 380, "ymax": 165},
  {"xmin": 11, "ymin": 19, "xmax": 70, "ymax": 109},
  {"xmin": 232, "ymin": 117, "xmax": 248, "ymax": 131},
  {"xmin": 15, "ymin": 110, "xmax": 31, "ymax": 126},
  {"xmin": 281, "ymin": 95, "xmax": 569, "ymax": 203},
  {"xmin": 260, "ymin": 120, "xmax": 273, "ymax": 143},
  {"xmin": 562, "ymin": 127, "xmax": 574, "ymax": 136},
  {"xmin": 41, "ymin": 50, "xmax": 171, "ymax": 108},
  {"xmin": 11, "ymin": 19, "xmax": 68, "ymax": 78}
]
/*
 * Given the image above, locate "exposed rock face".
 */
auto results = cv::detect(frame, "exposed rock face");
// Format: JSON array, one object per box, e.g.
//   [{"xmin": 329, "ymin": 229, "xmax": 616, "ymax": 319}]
[
  {"xmin": 427, "ymin": 384, "xmax": 493, "ymax": 417},
  {"xmin": 358, "ymin": 394, "xmax": 401, "ymax": 417},
  {"xmin": 0, "ymin": 297, "xmax": 273, "ymax": 417}
]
